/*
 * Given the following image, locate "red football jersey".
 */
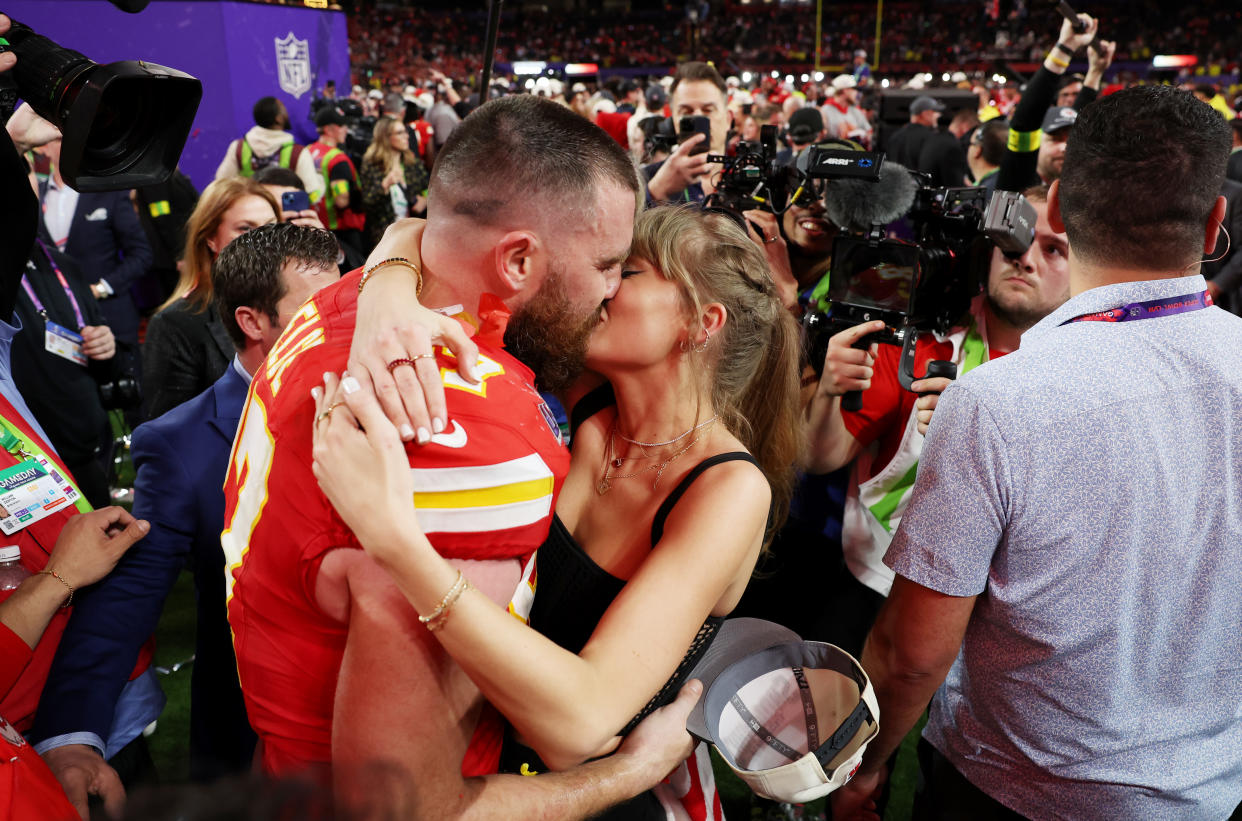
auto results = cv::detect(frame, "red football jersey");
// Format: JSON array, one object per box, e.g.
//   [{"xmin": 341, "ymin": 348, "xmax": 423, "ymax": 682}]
[{"xmin": 223, "ymin": 274, "xmax": 569, "ymax": 776}]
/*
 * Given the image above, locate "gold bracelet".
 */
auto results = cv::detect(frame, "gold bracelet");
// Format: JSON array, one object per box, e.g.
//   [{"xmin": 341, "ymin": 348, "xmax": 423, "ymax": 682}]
[
  {"xmin": 358, "ymin": 258, "xmax": 423, "ymax": 297},
  {"xmin": 419, "ymin": 570, "xmax": 470, "ymax": 632},
  {"xmin": 36, "ymin": 569, "xmax": 73, "ymax": 608}
]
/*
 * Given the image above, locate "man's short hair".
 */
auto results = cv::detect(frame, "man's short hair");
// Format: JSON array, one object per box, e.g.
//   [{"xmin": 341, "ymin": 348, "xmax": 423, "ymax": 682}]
[
  {"xmin": 670, "ymin": 62, "xmax": 727, "ymax": 100},
  {"xmin": 253, "ymin": 96, "xmax": 283, "ymax": 129},
  {"xmin": 428, "ymin": 94, "xmax": 639, "ymax": 226},
  {"xmin": 976, "ymin": 118, "xmax": 1008, "ymax": 166},
  {"xmin": 213, "ymin": 222, "xmax": 339, "ymax": 350},
  {"xmin": 1058, "ymin": 85, "xmax": 1230, "ymax": 271},
  {"xmin": 382, "ymin": 93, "xmax": 406, "ymax": 118},
  {"xmin": 254, "ymin": 166, "xmax": 304, "ymax": 190}
]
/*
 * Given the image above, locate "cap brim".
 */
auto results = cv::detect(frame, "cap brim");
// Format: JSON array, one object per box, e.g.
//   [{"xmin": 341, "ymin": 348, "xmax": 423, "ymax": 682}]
[{"xmin": 685, "ymin": 618, "xmax": 800, "ymax": 740}]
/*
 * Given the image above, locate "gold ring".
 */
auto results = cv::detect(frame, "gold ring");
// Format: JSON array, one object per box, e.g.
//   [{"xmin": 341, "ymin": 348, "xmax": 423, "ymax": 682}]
[
  {"xmin": 316, "ymin": 401, "xmax": 345, "ymax": 424},
  {"xmin": 762, "ymin": 234, "xmax": 777, "ymax": 244}
]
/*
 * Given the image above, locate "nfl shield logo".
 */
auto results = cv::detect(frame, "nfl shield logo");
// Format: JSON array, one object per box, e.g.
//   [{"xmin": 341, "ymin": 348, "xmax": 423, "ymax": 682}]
[{"xmin": 275, "ymin": 32, "xmax": 311, "ymax": 99}]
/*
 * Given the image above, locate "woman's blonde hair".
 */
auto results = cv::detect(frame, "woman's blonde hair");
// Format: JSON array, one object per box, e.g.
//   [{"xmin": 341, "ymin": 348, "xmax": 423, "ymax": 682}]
[
  {"xmin": 630, "ymin": 206, "xmax": 803, "ymax": 547},
  {"xmin": 362, "ymin": 116, "xmax": 415, "ymax": 172},
  {"xmin": 161, "ymin": 177, "xmax": 279, "ymax": 314}
]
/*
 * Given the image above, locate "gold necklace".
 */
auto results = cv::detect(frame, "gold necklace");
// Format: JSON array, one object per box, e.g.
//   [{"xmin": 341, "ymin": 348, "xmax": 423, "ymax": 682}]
[{"xmin": 596, "ymin": 420, "xmax": 715, "ymax": 495}]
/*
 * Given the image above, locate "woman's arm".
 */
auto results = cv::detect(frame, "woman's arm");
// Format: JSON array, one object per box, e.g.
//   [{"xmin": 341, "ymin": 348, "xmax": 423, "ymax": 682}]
[{"xmin": 312, "ymin": 374, "xmax": 770, "ymax": 769}]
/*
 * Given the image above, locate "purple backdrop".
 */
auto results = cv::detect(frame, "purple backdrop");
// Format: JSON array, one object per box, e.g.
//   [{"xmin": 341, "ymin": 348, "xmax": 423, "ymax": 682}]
[{"xmin": 5, "ymin": 0, "xmax": 350, "ymax": 190}]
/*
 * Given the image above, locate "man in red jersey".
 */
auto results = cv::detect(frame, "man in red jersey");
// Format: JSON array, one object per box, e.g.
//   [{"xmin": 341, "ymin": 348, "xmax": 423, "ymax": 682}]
[{"xmin": 225, "ymin": 95, "xmax": 695, "ymax": 817}]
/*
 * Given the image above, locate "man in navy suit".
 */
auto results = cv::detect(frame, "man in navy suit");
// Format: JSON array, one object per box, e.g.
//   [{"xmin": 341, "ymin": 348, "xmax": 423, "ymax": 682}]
[
  {"xmin": 37, "ymin": 137, "xmax": 152, "ymax": 393},
  {"xmin": 32, "ymin": 223, "xmax": 340, "ymax": 807}
]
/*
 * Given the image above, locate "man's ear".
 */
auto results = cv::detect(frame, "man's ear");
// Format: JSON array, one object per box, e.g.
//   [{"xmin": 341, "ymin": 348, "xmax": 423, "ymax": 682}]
[
  {"xmin": 1047, "ymin": 180, "xmax": 1066, "ymax": 234},
  {"xmin": 1204, "ymin": 194, "xmax": 1228, "ymax": 256},
  {"xmin": 493, "ymin": 231, "xmax": 541, "ymax": 295},
  {"xmin": 234, "ymin": 306, "xmax": 268, "ymax": 346}
]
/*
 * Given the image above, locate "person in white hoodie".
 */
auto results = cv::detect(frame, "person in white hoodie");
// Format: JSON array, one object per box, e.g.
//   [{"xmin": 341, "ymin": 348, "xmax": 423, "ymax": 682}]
[{"xmin": 215, "ymin": 96, "xmax": 324, "ymax": 201}]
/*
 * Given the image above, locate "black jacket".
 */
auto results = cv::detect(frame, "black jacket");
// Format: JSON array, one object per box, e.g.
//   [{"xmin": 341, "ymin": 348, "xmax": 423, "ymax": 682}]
[{"xmin": 141, "ymin": 298, "xmax": 234, "ymax": 420}]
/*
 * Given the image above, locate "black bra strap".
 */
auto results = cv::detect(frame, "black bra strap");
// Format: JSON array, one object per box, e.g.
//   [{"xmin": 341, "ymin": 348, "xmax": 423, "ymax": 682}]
[
  {"xmin": 650, "ymin": 452, "xmax": 760, "ymax": 546},
  {"xmin": 568, "ymin": 383, "xmax": 616, "ymax": 444}
]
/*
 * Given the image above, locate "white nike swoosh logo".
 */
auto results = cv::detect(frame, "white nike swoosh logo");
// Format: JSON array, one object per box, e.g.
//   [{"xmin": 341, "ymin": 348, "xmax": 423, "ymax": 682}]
[{"xmin": 429, "ymin": 420, "xmax": 467, "ymax": 448}]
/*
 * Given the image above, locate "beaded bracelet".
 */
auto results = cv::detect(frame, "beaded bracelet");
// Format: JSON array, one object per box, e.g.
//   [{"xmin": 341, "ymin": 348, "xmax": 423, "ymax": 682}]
[
  {"xmin": 36, "ymin": 569, "xmax": 73, "ymax": 608},
  {"xmin": 358, "ymin": 257, "xmax": 423, "ymax": 297},
  {"xmin": 419, "ymin": 570, "xmax": 471, "ymax": 632}
]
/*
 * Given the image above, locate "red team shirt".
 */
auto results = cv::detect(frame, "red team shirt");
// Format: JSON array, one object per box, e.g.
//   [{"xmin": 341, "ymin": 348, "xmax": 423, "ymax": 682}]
[{"xmin": 223, "ymin": 274, "xmax": 570, "ymax": 776}]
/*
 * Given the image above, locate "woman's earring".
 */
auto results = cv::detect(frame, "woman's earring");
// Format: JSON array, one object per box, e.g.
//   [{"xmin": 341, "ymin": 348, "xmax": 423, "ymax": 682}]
[{"xmin": 694, "ymin": 329, "xmax": 711, "ymax": 353}]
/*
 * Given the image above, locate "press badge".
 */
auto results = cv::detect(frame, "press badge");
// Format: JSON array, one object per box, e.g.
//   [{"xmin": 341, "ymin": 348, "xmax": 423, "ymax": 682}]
[
  {"xmin": 0, "ymin": 459, "xmax": 78, "ymax": 535},
  {"xmin": 44, "ymin": 321, "xmax": 86, "ymax": 366}
]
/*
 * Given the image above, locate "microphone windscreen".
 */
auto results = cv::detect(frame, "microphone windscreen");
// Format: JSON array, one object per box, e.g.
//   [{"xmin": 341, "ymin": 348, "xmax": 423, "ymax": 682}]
[{"xmin": 822, "ymin": 162, "xmax": 919, "ymax": 233}]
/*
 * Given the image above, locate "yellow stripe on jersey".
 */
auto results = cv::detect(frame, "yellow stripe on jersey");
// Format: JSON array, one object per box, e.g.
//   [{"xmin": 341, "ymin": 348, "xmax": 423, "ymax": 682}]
[
  {"xmin": 411, "ymin": 453, "xmax": 554, "ymax": 534},
  {"xmin": 414, "ymin": 476, "xmax": 553, "ymax": 509}
]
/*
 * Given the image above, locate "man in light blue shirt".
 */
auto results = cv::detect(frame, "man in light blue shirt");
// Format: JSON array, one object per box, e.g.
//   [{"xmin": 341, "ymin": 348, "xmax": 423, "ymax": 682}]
[{"xmin": 834, "ymin": 85, "xmax": 1242, "ymax": 820}]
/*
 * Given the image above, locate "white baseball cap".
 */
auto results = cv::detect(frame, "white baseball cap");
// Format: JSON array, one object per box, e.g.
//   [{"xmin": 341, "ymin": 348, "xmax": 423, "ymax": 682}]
[
  {"xmin": 831, "ymin": 74, "xmax": 858, "ymax": 91},
  {"xmin": 686, "ymin": 619, "xmax": 880, "ymax": 804}
]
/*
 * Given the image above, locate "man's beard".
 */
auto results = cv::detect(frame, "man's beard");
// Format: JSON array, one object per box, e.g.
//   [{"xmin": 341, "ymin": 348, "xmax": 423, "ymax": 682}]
[
  {"xmin": 503, "ymin": 269, "xmax": 602, "ymax": 394},
  {"xmin": 986, "ymin": 271, "xmax": 1050, "ymax": 332}
]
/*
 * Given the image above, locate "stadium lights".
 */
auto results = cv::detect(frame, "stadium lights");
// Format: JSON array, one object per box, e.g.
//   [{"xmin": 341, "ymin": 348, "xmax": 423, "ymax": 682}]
[
  {"xmin": 992, "ymin": 74, "xmax": 1007, "ymax": 84},
  {"xmin": 1153, "ymin": 55, "xmax": 1198, "ymax": 69},
  {"xmin": 524, "ymin": 78, "xmax": 535, "ymax": 89},
  {"xmin": 742, "ymin": 71, "xmax": 753, "ymax": 83},
  {"xmin": 784, "ymin": 74, "xmax": 794, "ymax": 84},
  {"xmin": 512, "ymin": 61, "xmax": 547, "ymax": 75},
  {"xmin": 881, "ymin": 78, "xmax": 890, "ymax": 88},
  {"xmin": 770, "ymin": 70, "xmax": 780, "ymax": 79},
  {"xmin": 814, "ymin": 71, "xmax": 824, "ymax": 81},
  {"xmin": 942, "ymin": 72, "xmax": 950, "ymax": 82},
  {"xmin": 800, "ymin": 73, "xmax": 809, "ymax": 83},
  {"xmin": 564, "ymin": 63, "xmax": 599, "ymax": 75}
]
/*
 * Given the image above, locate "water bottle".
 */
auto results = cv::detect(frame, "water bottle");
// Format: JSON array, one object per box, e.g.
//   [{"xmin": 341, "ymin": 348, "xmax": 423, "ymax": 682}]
[{"xmin": 0, "ymin": 545, "xmax": 30, "ymax": 591}]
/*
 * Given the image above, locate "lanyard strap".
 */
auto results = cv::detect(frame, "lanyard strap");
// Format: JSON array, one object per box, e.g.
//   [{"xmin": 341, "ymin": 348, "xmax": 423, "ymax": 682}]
[
  {"xmin": 0, "ymin": 420, "xmax": 92, "ymax": 514},
  {"xmin": 1061, "ymin": 290, "xmax": 1213, "ymax": 325}
]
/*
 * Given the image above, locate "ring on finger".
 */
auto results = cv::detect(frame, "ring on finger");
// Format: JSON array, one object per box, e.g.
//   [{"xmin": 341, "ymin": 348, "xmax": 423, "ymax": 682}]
[
  {"xmin": 386, "ymin": 353, "xmax": 436, "ymax": 374},
  {"xmin": 316, "ymin": 401, "xmax": 345, "ymax": 424}
]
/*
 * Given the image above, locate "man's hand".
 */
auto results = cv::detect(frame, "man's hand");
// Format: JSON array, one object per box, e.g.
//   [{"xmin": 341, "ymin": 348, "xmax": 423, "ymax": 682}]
[
  {"xmin": 818, "ymin": 320, "xmax": 884, "ymax": 398},
  {"xmin": 830, "ymin": 766, "xmax": 886, "ymax": 821},
  {"xmin": 80, "ymin": 325, "xmax": 115, "ymax": 361},
  {"xmin": 1087, "ymin": 38, "xmax": 1117, "ymax": 78},
  {"xmin": 646, "ymin": 136, "xmax": 712, "ymax": 202},
  {"xmin": 352, "ymin": 218, "xmax": 479, "ymax": 442},
  {"xmin": 1057, "ymin": 13, "xmax": 1098, "ymax": 55},
  {"xmin": 6, "ymin": 103, "xmax": 62, "ymax": 154},
  {"xmin": 42, "ymin": 744, "xmax": 126, "ymax": 821},
  {"xmin": 613, "ymin": 679, "xmax": 701, "ymax": 786},
  {"xmin": 0, "ymin": 15, "xmax": 15, "ymax": 74},
  {"xmin": 284, "ymin": 208, "xmax": 326, "ymax": 230},
  {"xmin": 911, "ymin": 376, "xmax": 954, "ymax": 436},
  {"xmin": 46, "ymin": 507, "xmax": 149, "ymax": 591},
  {"xmin": 742, "ymin": 210, "xmax": 798, "ymax": 309}
]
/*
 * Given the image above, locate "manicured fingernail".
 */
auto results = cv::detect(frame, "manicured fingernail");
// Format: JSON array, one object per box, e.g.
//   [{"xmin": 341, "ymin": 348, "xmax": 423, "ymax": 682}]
[
  {"xmin": 311, "ymin": 387, "xmax": 322, "ymax": 401},
  {"xmin": 342, "ymin": 376, "xmax": 360, "ymax": 394},
  {"xmin": 416, "ymin": 427, "xmax": 431, "ymax": 444},
  {"xmin": 432, "ymin": 418, "xmax": 445, "ymax": 434},
  {"xmin": 323, "ymin": 371, "xmax": 334, "ymax": 383},
  {"xmin": 399, "ymin": 424, "xmax": 415, "ymax": 440}
]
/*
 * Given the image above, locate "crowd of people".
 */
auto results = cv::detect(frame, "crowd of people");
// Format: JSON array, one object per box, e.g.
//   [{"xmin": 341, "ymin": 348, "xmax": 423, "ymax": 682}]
[{"xmin": 0, "ymin": 4, "xmax": 1241, "ymax": 821}]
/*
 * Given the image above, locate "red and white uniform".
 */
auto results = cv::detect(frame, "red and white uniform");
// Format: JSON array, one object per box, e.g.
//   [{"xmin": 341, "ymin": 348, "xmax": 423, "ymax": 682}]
[{"xmin": 224, "ymin": 274, "xmax": 569, "ymax": 777}]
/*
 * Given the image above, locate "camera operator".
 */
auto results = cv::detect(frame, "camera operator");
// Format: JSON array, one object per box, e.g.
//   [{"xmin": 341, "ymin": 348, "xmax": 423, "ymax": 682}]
[
  {"xmin": 803, "ymin": 184, "xmax": 1068, "ymax": 652},
  {"xmin": 741, "ymin": 187, "xmax": 837, "ymax": 312},
  {"xmin": 643, "ymin": 62, "xmax": 732, "ymax": 205},
  {"xmin": 996, "ymin": 13, "xmax": 1115, "ymax": 192}
]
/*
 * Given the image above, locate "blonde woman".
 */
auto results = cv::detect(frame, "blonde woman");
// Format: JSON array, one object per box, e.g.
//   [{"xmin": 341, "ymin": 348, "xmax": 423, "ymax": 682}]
[
  {"xmin": 359, "ymin": 116, "xmax": 429, "ymax": 249},
  {"xmin": 313, "ymin": 206, "xmax": 803, "ymax": 818},
  {"xmin": 142, "ymin": 178, "xmax": 279, "ymax": 419}
]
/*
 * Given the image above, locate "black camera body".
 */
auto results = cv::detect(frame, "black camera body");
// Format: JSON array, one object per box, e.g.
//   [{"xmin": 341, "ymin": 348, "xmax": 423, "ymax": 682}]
[
  {"xmin": 0, "ymin": 19, "xmax": 201, "ymax": 192},
  {"xmin": 703, "ymin": 124, "xmax": 800, "ymax": 226},
  {"xmin": 803, "ymin": 175, "xmax": 1036, "ymax": 398}
]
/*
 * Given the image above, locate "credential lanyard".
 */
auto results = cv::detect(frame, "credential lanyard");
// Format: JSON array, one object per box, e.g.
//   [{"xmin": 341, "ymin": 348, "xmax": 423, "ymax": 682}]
[
  {"xmin": 1060, "ymin": 290, "xmax": 1213, "ymax": 325},
  {"xmin": 21, "ymin": 240, "xmax": 86, "ymax": 329},
  {"xmin": 0, "ymin": 421, "xmax": 92, "ymax": 514}
]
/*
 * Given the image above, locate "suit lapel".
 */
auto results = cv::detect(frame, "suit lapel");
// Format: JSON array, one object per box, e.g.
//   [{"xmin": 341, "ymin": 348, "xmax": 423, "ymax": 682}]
[{"xmin": 207, "ymin": 365, "xmax": 248, "ymax": 442}]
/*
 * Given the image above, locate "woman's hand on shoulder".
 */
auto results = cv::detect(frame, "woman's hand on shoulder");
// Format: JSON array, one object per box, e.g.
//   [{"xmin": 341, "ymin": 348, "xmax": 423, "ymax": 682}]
[{"xmin": 350, "ymin": 218, "xmax": 480, "ymax": 443}]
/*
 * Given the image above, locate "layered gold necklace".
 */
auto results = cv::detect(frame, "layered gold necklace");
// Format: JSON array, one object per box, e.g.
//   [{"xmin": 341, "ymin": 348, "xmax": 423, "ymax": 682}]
[{"xmin": 596, "ymin": 415, "xmax": 718, "ymax": 495}]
